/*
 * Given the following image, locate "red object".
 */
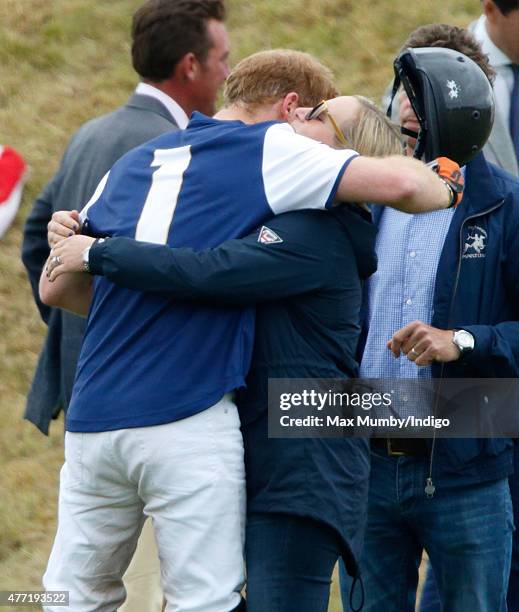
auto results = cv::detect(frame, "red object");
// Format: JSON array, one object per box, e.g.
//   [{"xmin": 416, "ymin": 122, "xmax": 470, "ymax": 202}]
[
  {"xmin": 0, "ymin": 145, "xmax": 27, "ymax": 238},
  {"xmin": 428, "ymin": 156, "xmax": 464, "ymax": 208}
]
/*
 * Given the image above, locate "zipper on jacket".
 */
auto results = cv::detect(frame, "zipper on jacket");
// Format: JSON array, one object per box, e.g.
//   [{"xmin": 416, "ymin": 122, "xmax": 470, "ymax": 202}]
[{"xmin": 425, "ymin": 199, "xmax": 505, "ymax": 498}]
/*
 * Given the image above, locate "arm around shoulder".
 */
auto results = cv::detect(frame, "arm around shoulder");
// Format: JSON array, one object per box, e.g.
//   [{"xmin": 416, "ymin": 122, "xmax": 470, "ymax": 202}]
[
  {"xmin": 336, "ymin": 155, "xmax": 454, "ymax": 213},
  {"xmin": 84, "ymin": 218, "xmax": 331, "ymax": 305}
]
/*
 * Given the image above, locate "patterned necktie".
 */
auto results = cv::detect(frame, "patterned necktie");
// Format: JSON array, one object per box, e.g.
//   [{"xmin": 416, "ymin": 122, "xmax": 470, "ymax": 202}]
[{"xmin": 510, "ymin": 64, "xmax": 519, "ymax": 163}]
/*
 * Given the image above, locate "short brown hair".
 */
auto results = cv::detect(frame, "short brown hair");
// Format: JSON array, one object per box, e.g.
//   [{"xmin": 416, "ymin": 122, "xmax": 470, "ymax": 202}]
[
  {"xmin": 403, "ymin": 24, "xmax": 495, "ymax": 84},
  {"xmin": 224, "ymin": 49, "xmax": 339, "ymax": 109},
  {"xmin": 132, "ymin": 0, "xmax": 226, "ymax": 81},
  {"xmin": 492, "ymin": 0, "xmax": 519, "ymax": 15}
]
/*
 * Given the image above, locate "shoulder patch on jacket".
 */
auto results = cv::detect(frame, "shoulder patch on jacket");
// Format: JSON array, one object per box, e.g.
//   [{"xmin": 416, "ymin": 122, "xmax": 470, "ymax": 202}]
[{"xmin": 258, "ymin": 226, "xmax": 283, "ymax": 244}]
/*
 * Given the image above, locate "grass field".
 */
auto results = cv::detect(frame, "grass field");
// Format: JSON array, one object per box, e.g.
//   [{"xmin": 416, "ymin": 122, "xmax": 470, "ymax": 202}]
[{"xmin": 0, "ymin": 1, "xmax": 482, "ymax": 609}]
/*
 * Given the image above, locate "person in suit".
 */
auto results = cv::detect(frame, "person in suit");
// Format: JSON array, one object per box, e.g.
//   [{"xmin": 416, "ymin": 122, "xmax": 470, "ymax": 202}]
[
  {"xmin": 20, "ymin": 1, "xmax": 229, "ymax": 610},
  {"xmin": 22, "ymin": 0, "xmax": 230, "ymax": 436},
  {"xmin": 469, "ymin": 0, "xmax": 519, "ymax": 175}
]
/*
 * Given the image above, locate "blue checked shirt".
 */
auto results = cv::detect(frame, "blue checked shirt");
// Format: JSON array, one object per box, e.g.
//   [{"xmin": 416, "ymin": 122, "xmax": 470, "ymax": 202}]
[{"xmin": 360, "ymin": 207, "xmax": 454, "ymax": 413}]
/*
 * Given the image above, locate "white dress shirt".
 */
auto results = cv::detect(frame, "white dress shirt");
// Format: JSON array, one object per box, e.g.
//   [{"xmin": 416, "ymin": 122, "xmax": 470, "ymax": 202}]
[{"xmin": 135, "ymin": 82, "xmax": 189, "ymax": 129}]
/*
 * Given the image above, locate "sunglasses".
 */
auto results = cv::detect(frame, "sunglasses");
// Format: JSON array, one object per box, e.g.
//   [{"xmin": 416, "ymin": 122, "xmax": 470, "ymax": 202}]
[{"xmin": 305, "ymin": 100, "xmax": 349, "ymax": 147}]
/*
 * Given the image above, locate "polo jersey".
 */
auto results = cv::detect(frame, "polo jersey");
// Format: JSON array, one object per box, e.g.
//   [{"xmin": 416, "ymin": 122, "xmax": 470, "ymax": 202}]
[{"xmin": 66, "ymin": 112, "xmax": 357, "ymax": 432}]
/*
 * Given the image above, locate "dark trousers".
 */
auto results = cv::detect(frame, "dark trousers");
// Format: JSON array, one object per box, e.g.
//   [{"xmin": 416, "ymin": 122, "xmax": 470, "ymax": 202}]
[
  {"xmin": 340, "ymin": 451, "xmax": 513, "ymax": 612},
  {"xmin": 245, "ymin": 512, "xmax": 342, "ymax": 612},
  {"xmin": 420, "ymin": 443, "xmax": 519, "ymax": 612}
]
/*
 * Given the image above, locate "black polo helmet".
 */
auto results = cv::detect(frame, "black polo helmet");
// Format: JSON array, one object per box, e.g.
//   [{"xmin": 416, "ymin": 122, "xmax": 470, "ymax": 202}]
[{"xmin": 387, "ymin": 46, "xmax": 495, "ymax": 166}]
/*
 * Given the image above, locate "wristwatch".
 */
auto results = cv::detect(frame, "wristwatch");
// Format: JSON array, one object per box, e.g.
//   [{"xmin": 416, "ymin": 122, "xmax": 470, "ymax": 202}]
[
  {"xmin": 82, "ymin": 238, "xmax": 105, "ymax": 273},
  {"xmin": 438, "ymin": 177, "xmax": 457, "ymax": 208},
  {"xmin": 452, "ymin": 329, "xmax": 475, "ymax": 355}
]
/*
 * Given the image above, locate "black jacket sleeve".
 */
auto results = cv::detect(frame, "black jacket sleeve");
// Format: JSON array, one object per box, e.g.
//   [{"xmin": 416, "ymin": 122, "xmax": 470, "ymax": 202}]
[{"xmin": 89, "ymin": 214, "xmax": 334, "ymax": 306}]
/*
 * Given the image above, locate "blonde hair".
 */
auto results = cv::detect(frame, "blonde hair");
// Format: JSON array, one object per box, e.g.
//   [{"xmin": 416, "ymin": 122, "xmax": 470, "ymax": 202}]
[
  {"xmin": 336, "ymin": 96, "xmax": 403, "ymax": 209},
  {"xmin": 339, "ymin": 96, "xmax": 404, "ymax": 156},
  {"xmin": 224, "ymin": 49, "xmax": 339, "ymax": 110}
]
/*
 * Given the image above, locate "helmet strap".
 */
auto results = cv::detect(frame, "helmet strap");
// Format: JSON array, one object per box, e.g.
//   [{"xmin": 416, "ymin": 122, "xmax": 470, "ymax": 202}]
[
  {"xmin": 388, "ymin": 53, "xmax": 428, "ymax": 161},
  {"xmin": 386, "ymin": 74, "xmax": 401, "ymax": 120}
]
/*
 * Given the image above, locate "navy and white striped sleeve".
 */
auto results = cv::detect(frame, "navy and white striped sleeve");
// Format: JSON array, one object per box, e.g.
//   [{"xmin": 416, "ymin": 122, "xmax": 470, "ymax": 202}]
[{"xmin": 261, "ymin": 123, "xmax": 358, "ymax": 214}]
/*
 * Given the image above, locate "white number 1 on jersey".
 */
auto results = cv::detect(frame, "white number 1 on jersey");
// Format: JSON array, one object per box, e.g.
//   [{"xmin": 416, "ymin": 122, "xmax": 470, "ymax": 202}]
[{"xmin": 135, "ymin": 145, "xmax": 192, "ymax": 245}]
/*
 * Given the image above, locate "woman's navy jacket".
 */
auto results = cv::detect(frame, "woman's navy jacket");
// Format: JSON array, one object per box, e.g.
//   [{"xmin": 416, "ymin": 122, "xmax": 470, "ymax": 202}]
[{"xmin": 89, "ymin": 204, "xmax": 378, "ymax": 574}]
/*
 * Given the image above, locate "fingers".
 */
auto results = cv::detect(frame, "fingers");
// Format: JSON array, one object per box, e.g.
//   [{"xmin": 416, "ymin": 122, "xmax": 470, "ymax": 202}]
[
  {"xmin": 400, "ymin": 327, "xmax": 429, "ymax": 356},
  {"xmin": 388, "ymin": 336, "xmax": 403, "ymax": 358},
  {"xmin": 47, "ymin": 210, "xmax": 81, "ymax": 247},
  {"xmin": 405, "ymin": 339, "xmax": 430, "ymax": 364},
  {"xmin": 414, "ymin": 348, "xmax": 434, "ymax": 367},
  {"xmin": 47, "ymin": 253, "xmax": 75, "ymax": 282},
  {"xmin": 390, "ymin": 324, "xmax": 458, "ymax": 366},
  {"xmin": 49, "ymin": 211, "xmax": 80, "ymax": 234},
  {"xmin": 45, "ymin": 253, "xmax": 62, "ymax": 280},
  {"xmin": 46, "ymin": 246, "xmax": 71, "ymax": 281},
  {"xmin": 69, "ymin": 210, "xmax": 81, "ymax": 223},
  {"xmin": 46, "ymin": 235, "xmax": 95, "ymax": 281},
  {"xmin": 49, "ymin": 260, "xmax": 69, "ymax": 282},
  {"xmin": 388, "ymin": 321, "xmax": 422, "ymax": 357},
  {"xmin": 388, "ymin": 321, "xmax": 437, "ymax": 367},
  {"xmin": 48, "ymin": 224, "xmax": 71, "ymax": 247}
]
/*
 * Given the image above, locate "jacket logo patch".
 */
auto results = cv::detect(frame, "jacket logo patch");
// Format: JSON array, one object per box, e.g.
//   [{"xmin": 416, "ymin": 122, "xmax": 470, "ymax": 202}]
[
  {"xmin": 258, "ymin": 226, "xmax": 283, "ymax": 244},
  {"xmin": 462, "ymin": 225, "xmax": 487, "ymax": 259}
]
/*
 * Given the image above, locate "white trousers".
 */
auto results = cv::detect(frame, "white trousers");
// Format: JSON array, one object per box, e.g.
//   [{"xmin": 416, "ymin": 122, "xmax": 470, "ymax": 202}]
[
  {"xmin": 120, "ymin": 518, "xmax": 163, "ymax": 612},
  {"xmin": 43, "ymin": 396, "xmax": 246, "ymax": 612}
]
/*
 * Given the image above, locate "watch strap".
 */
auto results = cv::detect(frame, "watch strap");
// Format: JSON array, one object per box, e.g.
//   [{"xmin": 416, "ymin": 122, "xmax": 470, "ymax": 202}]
[{"xmin": 83, "ymin": 238, "xmax": 105, "ymax": 274}]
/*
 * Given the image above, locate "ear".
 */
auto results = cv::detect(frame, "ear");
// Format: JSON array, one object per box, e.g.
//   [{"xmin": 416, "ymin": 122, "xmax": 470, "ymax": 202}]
[
  {"xmin": 280, "ymin": 92, "xmax": 300, "ymax": 121},
  {"xmin": 482, "ymin": 0, "xmax": 497, "ymax": 22},
  {"xmin": 175, "ymin": 52, "xmax": 200, "ymax": 83}
]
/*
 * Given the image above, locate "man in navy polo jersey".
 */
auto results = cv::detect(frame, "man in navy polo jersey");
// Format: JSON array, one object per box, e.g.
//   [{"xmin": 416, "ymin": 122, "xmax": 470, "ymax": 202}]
[
  {"xmin": 39, "ymin": 49, "xmax": 461, "ymax": 612},
  {"xmin": 43, "ymin": 95, "xmax": 403, "ymax": 612}
]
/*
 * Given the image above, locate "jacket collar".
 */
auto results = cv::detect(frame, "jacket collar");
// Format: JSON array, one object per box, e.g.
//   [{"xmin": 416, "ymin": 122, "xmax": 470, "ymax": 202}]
[
  {"xmin": 125, "ymin": 93, "xmax": 179, "ymax": 126},
  {"xmin": 371, "ymin": 203, "xmax": 384, "ymax": 226},
  {"xmin": 461, "ymin": 153, "xmax": 506, "ymax": 217}
]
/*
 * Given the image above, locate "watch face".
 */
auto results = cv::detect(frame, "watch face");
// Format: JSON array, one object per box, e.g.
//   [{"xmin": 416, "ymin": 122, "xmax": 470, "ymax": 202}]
[{"xmin": 454, "ymin": 330, "xmax": 474, "ymax": 350}]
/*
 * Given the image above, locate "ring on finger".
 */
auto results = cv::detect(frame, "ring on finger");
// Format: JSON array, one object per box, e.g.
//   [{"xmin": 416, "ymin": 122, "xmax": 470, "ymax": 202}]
[{"xmin": 410, "ymin": 346, "xmax": 419, "ymax": 356}]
